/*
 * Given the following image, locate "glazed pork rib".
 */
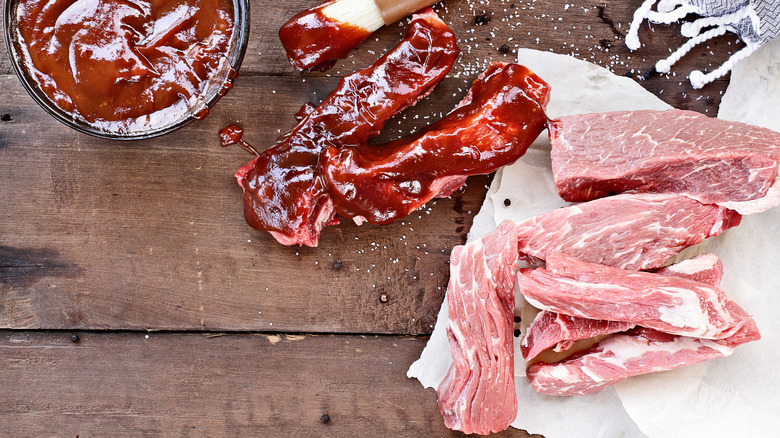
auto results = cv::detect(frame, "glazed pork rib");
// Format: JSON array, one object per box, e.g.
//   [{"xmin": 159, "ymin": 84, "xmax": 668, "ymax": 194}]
[
  {"xmin": 549, "ymin": 109, "xmax": 780, "ymax": 214},
  {"xmin": 236, "ymin": 9, "xmax": 459, "ymax": 247},
  {"xmin": 321, "ymin": 63, "xmax": 551, "ymax": 225},
  {"xmin": 236, "ymin": 9, "xmax": 551, "ymax": 246}
]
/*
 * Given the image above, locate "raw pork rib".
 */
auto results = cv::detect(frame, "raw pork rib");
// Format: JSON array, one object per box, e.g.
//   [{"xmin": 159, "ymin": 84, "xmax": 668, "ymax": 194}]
[
  {"xmin": 521, "ymin": 311, "xmax": 634, "ymax": 361},
  {"xmin": 655, "ymin": 253, "xmax": 723, "ymax": 286},
  {"xmin": 521, "ymin": 253, "xmax": 724, "ymax": 361},
  {"xmin": 549, "ymin": 109, "xmax": 780, "ymax": 214},
  {"xmin": 437, "ymin": 220, "xmax": 519, "ymax": 435},
  {"xmin": 516, "ymin": 252, "xmax": 753, "ymax": 340},
  {"xmin": 526, "ymin": 323, "xmax": 761, "ymax": 396},
  {"xmin": 514, "ymin": 193, "xmax": 741, "ymax": 271},
  {"xmin": 521, "ymin": 253, "xmax": 759, "ymax": 396}
]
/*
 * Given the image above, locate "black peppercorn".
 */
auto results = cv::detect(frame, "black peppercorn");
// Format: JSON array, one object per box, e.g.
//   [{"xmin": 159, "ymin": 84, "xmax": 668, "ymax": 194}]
[
  {"xmin": 641, "ymin": 66, "xmax": 657, "ymax": 81},
  {"xmin": 474, "ymin": 13, "xmax": 491, "ymax": 26},
  {"xmin": 320, "ymin": 414, "xmax": 330, "ymax": 423}
]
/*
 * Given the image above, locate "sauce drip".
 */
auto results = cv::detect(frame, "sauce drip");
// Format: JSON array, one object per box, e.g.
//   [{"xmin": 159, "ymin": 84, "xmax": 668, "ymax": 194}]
[
  {"xmin": 220, "ymin": 123, "xmax": 257, "ymax": 156},
  {"xmin": 14, "ymin": 0, "xmax": 236, "ymax": 134}
]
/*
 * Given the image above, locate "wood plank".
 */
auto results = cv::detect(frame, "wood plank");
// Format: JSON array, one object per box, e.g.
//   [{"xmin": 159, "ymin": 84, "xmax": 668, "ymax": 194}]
[
  {"xmin": 0, "ymin": 73, "xmax": 489, "ymax": 333},
  {"xmin": 1, "ymin": 0, "xmax": 740, "ymax": 333},
  {"xmin": 0, "ymin": 330, "xmax": 535, "ymax": 437}
]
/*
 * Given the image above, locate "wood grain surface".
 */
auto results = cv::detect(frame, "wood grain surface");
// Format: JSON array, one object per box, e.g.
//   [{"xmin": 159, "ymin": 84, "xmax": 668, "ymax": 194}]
[
  {"xmin": 0, "ymin": 0, "xmax": 743, "ymax": 435},
  {"xmin": 0, "ymin": 330, "xmax": 540, "ymax": 437}
]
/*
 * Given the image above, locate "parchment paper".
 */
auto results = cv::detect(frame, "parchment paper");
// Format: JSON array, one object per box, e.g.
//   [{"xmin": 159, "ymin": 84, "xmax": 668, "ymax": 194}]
[
  {"xmin": 409, "ymin": 49, "xmax": 669, "ymax": 438},
  {"xmin": 614, "ymin": 36, "xmax": 780, "ymax": 438},
  {"xmin": 409, "ymin": 46, "xmax": 780, "ymax": 436}
]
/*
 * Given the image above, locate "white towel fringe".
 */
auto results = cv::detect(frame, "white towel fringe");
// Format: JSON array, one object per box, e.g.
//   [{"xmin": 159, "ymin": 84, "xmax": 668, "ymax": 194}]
[
  {"xmin": 646, "ymin": 5, "xmax": 696, "ymax": 25},
  {"xmin": 681, "ymin": 8, "xmax": 752, "ymax": 37},
  {"xmin": 626, "ymin": 0, "xmax": 659, "ymax": 50},
  {"xmin": 626, "ymin": 0, "xmax": 760, "ymax": 88},
  {"xmin": 689, "ymin": 43, "xmax": 758, "ymax": 88},
  {"xmin": 655, "ymin": 26, "xmax": 729, "ymax": 73},
  {"xmin": 657, "ymin": 0, "xmax": 685, "ymax": 14}
]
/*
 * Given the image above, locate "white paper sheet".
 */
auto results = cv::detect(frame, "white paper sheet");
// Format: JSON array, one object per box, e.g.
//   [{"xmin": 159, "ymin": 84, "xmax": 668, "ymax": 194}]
[
  {"xmin": 410, "ymin": 44, "xmax": 780, "ymax": 437},
  {"xmin": 614, "ymin": 36, "xmax": 780, "ymax": 438},
  {"xmin": 410, "ymin": 45, "xmax": 780, "ymax": 437},
  {"xmin": 409, "ymin": 49, "xmax": 669, "ymax": 438}
]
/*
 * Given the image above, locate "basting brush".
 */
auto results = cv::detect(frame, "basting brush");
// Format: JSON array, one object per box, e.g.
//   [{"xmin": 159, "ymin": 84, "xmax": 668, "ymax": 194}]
[{"xmin": 279, "ymin": 0, "xmax": 441, "ymax": 71}]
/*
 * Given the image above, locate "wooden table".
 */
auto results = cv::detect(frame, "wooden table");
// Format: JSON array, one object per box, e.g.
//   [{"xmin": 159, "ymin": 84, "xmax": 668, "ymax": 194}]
[{"xmin": 1, "ymin": 0, "xmax": 740, "ymax": 435}]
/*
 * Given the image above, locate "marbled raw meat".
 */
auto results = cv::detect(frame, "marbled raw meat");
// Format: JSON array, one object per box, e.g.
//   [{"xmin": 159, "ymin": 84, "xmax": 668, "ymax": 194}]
[
  {"xmin": 521, "ymin": 253, "xmax": 725, "ymax": 361},
  {"xmin": 523, "ymin": 255, "xmax": 755, "ymax": 397},
  {"xmin": 654, "ymin": 253, "xmax": 723, "ymax": 286},
  {"xmin": 514, "ymin": 193, "xmax": 741, "ymax": 270},
  {"xmin": 437, "ymin": 220, "xmax": 519, "ymax": 435},
  {"xmin": 549, "ymin": 109, "xmax": 780, "ymax": 214},
  {"xmin": 526, "ymin": 323, "xmax": 761, "ymax": 396},
  {"xmin": 521, "ymin": 311, "xmax": 634, "ymax": 361},
  {"xmin": 516, "ymin": 252, "xmax": 754, "ymax": 340}
]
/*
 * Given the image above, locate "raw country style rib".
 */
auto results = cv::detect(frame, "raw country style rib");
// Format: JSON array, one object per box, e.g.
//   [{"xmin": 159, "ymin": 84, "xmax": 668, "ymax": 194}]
[
  {"xmin": 437, "ymin": 220, "xmax": 519, "ymax": 435},
  {"xmin": 520, "ymin": 253, "xmax": 759, "ymax": 396},
  {"xmin": 549, "ymin": 109, "xmax": 780, "ymax": 214},
  {"xmin": 514, "ymin": 193, "xmax": 741, "ymax": 271},
  {"xmin": 521, "ymin": 254, "xmax": 725, "ymax": 361},
  {"xmin": 526, "ymin": 323, "xmax": 760, "ymax": 396},
  {"xmin": 516, "ymin": 252, "xmax": 753, "ymax": 340},
  {"xmin": 655, "ymin": 253, "xmax": 724, "ymax": 286},
  {"xmin": 521, "ymin": 311, "xmax": 634, "ymax": 361}
]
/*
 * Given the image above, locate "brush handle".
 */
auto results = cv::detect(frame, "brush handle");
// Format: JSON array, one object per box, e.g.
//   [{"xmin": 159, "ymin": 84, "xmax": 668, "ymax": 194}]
[{"xmin": 373, "ymin": 0, "xmax": 440, "ymax": 25}]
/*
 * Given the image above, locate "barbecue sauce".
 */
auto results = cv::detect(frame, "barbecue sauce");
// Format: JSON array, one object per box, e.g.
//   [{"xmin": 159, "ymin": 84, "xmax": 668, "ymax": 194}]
[
  {"xmin": 233, "ymin": 10, "xmax": 459, "ymax": 246},
  {"xmin": 278, "ymin": 3, "xmax": 373, "ymax": 71},
  {"xmin": 14, "ymin": 0, "xmax": 236, "ymax": 134},
  {"xmin": 231, "ymin": 10, "xmax": 550, "ymax": 247},
  {"xmin": 321, "ymin": 63, "xmax": 551, "ymax": 224}
]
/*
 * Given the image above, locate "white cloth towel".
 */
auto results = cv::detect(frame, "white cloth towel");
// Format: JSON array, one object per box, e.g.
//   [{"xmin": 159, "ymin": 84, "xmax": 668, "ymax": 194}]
[{"xmin": 626, "ymin": 0, "xmax": 780, "ymax": 88}]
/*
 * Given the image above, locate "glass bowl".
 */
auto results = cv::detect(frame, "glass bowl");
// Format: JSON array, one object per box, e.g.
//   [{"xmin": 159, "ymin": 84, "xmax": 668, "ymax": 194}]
[{"xmin": 3, "ymin": 0, "xmax": 250, "ymax": 140}]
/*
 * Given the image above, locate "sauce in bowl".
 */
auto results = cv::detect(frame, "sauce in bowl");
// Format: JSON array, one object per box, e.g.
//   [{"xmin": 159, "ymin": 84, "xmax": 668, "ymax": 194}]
[{"xmin": 8, "ymin": 0, "xmax": 245, "ymax": 138}]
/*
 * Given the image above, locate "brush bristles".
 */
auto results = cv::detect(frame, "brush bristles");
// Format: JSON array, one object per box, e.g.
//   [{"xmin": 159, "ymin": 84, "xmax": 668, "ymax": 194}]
[{"xmin": 323, "ymin": 0, "xmax": 385, "ymax": 32}]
